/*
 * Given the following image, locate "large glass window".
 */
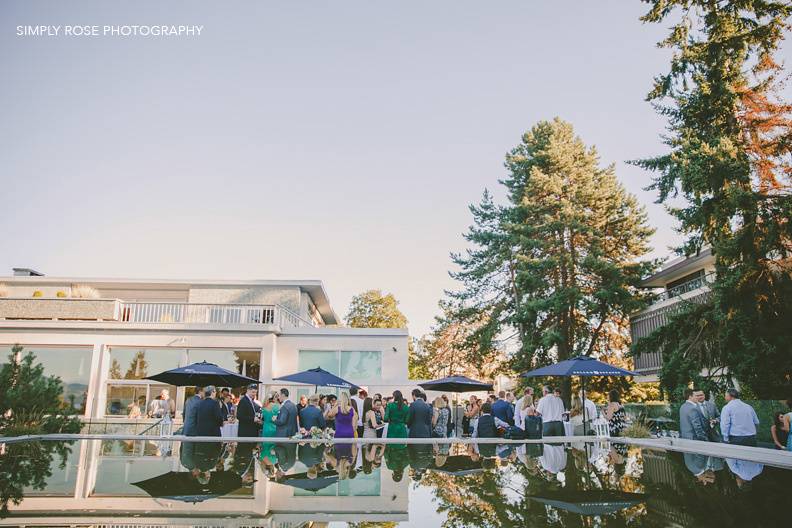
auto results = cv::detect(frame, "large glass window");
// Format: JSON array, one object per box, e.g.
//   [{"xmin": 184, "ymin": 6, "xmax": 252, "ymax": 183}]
[
  {"xmin": 297, "ymin": 350, "xmax": 381, "ymax": 381},
  {"xmin": 105, "ymin": 384, "xmax": 176, "ymax": 417},
  {"xmin": 0, "ymin": 345, "xmax": 92, "ymax": 413},
  {"xmin": 340, "ymin": 351, "xmax": 381, "ymax": 380},
  {"xmin": 187, "ymin": 349, "xmax": 260, "ymax": 381},
  {"xmin": 108, "ymin": 348, "xmax": 183, "ymax": 380}
]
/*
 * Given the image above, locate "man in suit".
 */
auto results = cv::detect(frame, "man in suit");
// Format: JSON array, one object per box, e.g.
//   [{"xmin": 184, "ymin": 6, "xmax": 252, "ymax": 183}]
[
  {"xmin": 182, "ymin": 386, "xmax": 202, "ymax": 437},
  {"xmin": 407, "ymin": 389, "xmax": 433, "ymax": 438},
  {"xmin": 273, "ymin": 388, "xmax": 299, "ymax": 437},
  {"xmin": 299, "ymin": 394, "xmax": 326, "ymax": 430},
  {"xmin": 195, "ymin": 386, "xmax": 223, "ymax": 437},
  {"xmin": 679, "ymin": 388, "xmax": 709, "ymax": 442},
  {"xmin": 473, "ymin": 402, "xmax": 497, "ymax": 438},
  {"xmin": 237, "ymin": 384, "xmax": 262, "ymax": 437},
  {"xmin": 219, "ymin": 388, "xmax": 233, "ymax": 422},
  {"xmin": 694, "ymin": 389, "xmax": 722, "ymax": 442},
  {"xmin": 492, "ymin": 390, "xmax": 515, "ymax": 426}
]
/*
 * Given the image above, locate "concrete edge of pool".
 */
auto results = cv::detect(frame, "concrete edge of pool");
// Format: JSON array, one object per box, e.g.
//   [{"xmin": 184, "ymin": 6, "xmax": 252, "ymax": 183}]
[{"xmin": 2, "ymin": 433, "xmax": 791, "ymax": 469}]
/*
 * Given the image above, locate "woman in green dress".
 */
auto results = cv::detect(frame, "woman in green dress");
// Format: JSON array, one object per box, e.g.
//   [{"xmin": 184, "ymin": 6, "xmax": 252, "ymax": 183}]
[
  {"xmin": 384, "ymin": 390, "xmax": 409, "ymax": 438},
  {"xmin": 260, "ymin": 391, "xmax": 280, "ymax": 463}
]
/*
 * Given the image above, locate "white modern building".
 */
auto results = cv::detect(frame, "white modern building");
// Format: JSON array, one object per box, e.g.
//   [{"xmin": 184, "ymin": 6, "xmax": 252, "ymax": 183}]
[{"xmin": 0, "ymin": 269, "xmax": 410, "ymax": 420}]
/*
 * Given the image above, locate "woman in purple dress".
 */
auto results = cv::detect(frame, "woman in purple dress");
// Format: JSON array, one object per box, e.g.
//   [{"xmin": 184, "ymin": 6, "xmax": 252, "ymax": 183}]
[{"xmin": 328, "ymin": 391, "xmax": 358, "ymax": 439}]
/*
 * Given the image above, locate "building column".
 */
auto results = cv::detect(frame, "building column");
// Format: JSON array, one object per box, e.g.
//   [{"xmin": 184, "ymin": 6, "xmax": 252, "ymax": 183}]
[
  {"xmin": 85, "ymin": 343, "xmax": 106, "ymax": 418},
  {"xmin": 259, "ymin": 333, "xmax": 276, "ymax": 391}
]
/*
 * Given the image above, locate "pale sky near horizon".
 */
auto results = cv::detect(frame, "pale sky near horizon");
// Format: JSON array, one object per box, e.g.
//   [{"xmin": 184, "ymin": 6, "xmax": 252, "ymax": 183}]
[{"xmin": 2, "ymin": 1, "xmax": 787, "ymax": 336}]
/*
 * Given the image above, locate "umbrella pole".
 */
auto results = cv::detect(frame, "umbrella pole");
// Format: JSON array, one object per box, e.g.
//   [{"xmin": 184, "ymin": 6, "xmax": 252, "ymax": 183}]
[{"xmin": 581, "ymin": 377, "xmax": 587, "ymax": 436}]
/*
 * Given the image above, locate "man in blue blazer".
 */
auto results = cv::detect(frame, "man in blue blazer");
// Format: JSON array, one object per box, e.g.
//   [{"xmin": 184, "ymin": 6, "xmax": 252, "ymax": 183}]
[
  {"xmin": 195, "ymin": 386, "xmax": 223, "ymax": 437},
  {"xmin": 182, "ymin": 386, "xmax": 202, "ymax": 437},
  {"xmin": 492, "ymin": 391, "xmax": 515, "ymax": 426},
  {"xmin": 407, "ymin": 389, "xmax": 433, "ymax": 438},
  {"xmin": 299, "ymin": 394, "xmax": 326, "ymax": 430},
  {"xmin": 273, "ymin": 388, "xmax": 299, "ymax": 437}
]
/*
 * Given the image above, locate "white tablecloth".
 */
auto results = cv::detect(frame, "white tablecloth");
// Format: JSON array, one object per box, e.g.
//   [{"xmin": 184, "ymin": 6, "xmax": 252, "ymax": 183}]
[{"xmin": 221, "ymin": 423, "xmax": 239, "ymax": 438}]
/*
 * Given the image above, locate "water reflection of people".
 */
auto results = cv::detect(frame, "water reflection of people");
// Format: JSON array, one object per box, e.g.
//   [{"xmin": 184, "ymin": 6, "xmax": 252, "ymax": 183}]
[
  {"xmin": 725, "ymin": 458, "xmax": 763, "ymax": 488},
  {"xmin": 539, "ymin": 443, "xmax": 568, "ymax": 475}
]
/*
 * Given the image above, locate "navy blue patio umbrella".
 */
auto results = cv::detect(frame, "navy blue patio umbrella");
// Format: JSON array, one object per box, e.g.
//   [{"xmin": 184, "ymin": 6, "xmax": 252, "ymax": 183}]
[
  {"xmin": 276, "ymin": 470, "xmax": 340, "ymax": 493},
  {"xmin": 522, "ymin": 356, "xmax": 635, "ymax": 435},
  {"xmin": 273, "ymin": 366, "xmax": 359, "ymax": 393},
  {"xmin": 419, "ymin": 375, "xmax": 494, "ymax": 437},
  {"xmin": 132, "ymin": 469, "xmax": 246, "ymax": 503},
  {"xmin": 530, "ymin": 490, "xmax": 645, "ymax": 516},
  {"xmin": 145, "ymin": 360, "xmax": 260, "ymax": 388}
]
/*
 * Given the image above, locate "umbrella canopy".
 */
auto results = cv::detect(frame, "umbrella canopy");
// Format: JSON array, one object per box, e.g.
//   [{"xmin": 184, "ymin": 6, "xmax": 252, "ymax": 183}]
[
  {"xmin": 521, "ymin": 355, "xmax": 635, "ymax": 378},
  {"xmin": 530, "ymin": 490, "xmax": 645, "ymax": 516},
  {"xmin": 419, "ymin": 375, "xmax": 494, "ymax": 393},
  {"xmin": 276, "ymin": 470, "xmax": 339, "ymax": 493},
  {"xmin": 145, "ymin": 360, "xmax": 260, "ymax": 388},
  {"xmin": 272, "ymin": 367, "xmax": 359, "ymax": 390},
  {"xmin": 132, "ymin": 470, "xmax": 245, "ymax": 503}
]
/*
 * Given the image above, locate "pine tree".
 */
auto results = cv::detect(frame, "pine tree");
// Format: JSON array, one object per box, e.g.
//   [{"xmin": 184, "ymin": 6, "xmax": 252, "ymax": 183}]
[
  {"xmin": 0, "ymin": 344, "xmax": 81, "ymax": 436},
  {"xmin": 124, "ymin": 350, "xmax": 148, "ymax": 380},
  {"xmin": 634, "ymin": 0, "xmax": 792, "ymax": 397},
  {"xmin": 108, "ymin": 358, "xmax": 122, "ymax": 379},
  {"xmin": 450, "ymin": 119, "xmax": 656, "ymax": 399}
]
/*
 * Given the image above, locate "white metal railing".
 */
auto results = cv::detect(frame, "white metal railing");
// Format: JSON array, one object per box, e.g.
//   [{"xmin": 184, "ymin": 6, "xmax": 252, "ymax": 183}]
[{"xmin": 118, "ymin": 302, "xmax": 314, "ymax": 328}]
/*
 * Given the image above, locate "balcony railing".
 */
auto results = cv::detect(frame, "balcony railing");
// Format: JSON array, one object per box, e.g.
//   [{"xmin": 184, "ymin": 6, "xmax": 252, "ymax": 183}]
[
  {"xmin": 118, "ymin": 302, "xmax": 314, "ymax": 328},
  {"xmin": 658, "ymin": 271, "xmax": 715, "ymax": 301}
]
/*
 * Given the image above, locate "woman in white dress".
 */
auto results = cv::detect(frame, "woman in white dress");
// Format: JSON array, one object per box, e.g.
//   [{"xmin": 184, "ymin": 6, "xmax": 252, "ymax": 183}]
[{"xmin": 516, "ymin": 394, "xmax": 536, "ymax": 430}]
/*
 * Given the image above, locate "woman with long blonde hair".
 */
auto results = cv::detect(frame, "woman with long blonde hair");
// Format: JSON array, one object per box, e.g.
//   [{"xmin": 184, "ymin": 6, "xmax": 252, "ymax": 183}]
[
  {"xmin": 327, "ymin": 391, "xmax": 357, "ymax": 438},
  {"xmin": 516, "ymin": 394, "xmax": 535, "ymax": 430}
]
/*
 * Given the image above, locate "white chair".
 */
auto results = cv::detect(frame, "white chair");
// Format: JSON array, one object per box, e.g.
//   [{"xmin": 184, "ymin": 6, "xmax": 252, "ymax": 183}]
[{"xmin": 592, "ymin": 417, "xmax": 610, "ymax": 438}]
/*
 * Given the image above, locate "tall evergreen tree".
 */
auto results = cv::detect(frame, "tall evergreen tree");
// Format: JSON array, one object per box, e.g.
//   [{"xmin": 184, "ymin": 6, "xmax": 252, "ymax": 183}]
[
  {"xmin": 450, "ymin": 119, "xmax": 656, "ymax": 398},
  {"xmin": 634, "ymin": 0, "xmax": 792, "ymax": 397}
]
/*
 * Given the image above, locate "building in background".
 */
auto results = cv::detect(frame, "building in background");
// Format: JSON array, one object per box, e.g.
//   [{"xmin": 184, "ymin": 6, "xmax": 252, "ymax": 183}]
[
  {"xmin": 0, "ymin": 269, "xmax": 409, "ymax": 420},
  {"xmin": 629, "ymin": 249, "xmax": 715, "ymax": 382}
]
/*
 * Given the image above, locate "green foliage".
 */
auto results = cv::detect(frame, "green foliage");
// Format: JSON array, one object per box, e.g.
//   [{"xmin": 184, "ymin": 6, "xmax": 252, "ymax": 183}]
[
  {"xmin": 448, "ymin": 118, "xmax": 657, "ymax": 397},
  {"xmin": 0, "ymin": 345, "xmax": 81, "ymax": 436},
  {"xmin": 345, "ymin": 290, "xmax": 408, "ymax": 329},
  {"xmin": 31, "ymin": 290, "xmax": 43, "ymax": 297},
  {"xmin": 0, "ymin": 440, "xmax": 75, "ymax": 517},
  {"xmin": 635, "ymin": 1, "xmax": 792, "ymax": 398},
  {"xmin": 55, "ymin": 291, "xmax": 66, "ymax": 298}
]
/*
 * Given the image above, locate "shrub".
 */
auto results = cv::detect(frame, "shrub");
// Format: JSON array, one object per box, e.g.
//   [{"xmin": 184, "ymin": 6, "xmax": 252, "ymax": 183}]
[
  {"xmin": 70, "ymin": 284, "xmax": 99, "ymax": 299},
  {"xmin": 621, "ymin": 422, "xmax": 652, "ymax": 438},
  {"xmin": 32, "ymin": 290, "xmax": 43, "ymax": 297},
  {"xmin": 56, "ymin": 291, "xmax": 67, "ymax": 298}
]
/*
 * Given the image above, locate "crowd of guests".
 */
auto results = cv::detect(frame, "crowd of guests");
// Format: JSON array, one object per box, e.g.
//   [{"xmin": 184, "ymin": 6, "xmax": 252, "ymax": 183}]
[
  {"xmin": 679, "ymin": 388, "xmax": 792, "ymax": 451},
  {"xmin": 462, "ymin": 386, "xmax": 625, "ymax": 439}
]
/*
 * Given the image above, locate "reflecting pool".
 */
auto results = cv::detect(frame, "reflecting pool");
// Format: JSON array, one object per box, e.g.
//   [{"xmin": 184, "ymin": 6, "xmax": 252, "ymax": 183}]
[{"xmin": 0, "ymin": 439, "xmax": 790, "ymax": 527}]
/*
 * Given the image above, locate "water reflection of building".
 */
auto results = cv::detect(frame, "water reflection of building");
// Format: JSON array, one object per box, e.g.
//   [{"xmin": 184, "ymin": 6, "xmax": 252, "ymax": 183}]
[
  {"xmin": 0, "ymin": 271, "xmax": 410, "ymax": 421},
  {"xmin": 3, "ymin": 440, "xmax": 409, "ymax": 526}
]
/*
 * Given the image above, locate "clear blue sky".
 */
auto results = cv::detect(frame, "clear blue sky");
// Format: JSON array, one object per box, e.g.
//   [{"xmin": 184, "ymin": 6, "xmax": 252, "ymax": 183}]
[{"xmin": 3, "ymin": 1, "xmax": 779, "ymax": 336}]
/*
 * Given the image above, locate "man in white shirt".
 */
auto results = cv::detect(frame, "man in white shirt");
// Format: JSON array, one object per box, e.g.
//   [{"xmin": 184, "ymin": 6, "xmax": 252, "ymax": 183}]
[
  {"xmin": 579, "ymin": 389, "xmax": 598, "ymax": 432},
  {"xmin": 535, "ymin": 385, "xmax": 565, "ymax": 436},
  {"xmin": 350, "ymin": 387, "xmax": 366, "ymax": 438}
]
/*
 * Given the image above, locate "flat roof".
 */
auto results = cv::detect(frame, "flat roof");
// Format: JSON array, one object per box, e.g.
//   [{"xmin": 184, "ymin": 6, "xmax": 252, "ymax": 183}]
[
  {"xmin": 1, "ymin": 275, "xmax": 339, "ymax": 324},
  {"xmin": 639, "ymin": 247, "xmax": 714, "ymax": 288}
]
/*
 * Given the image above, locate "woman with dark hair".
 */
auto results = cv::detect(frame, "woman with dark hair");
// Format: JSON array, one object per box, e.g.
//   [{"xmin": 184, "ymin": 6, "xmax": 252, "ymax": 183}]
[
  {"xmin": 770, "ymin": 411, "xmax": 789, "ymax": 450},
  {"xmin": 362, "ymin": 397, "xmax": 378, "ymax": 438},
  {"xmin": 384, "ymin": 390, "xmax": 409, "ymax": 438},
  {"xmin": 604, "ymin": 390, "xmax": 626, "ymax": 437},
  {"xmin": 784, "ymin": 399, "xmax": 792, "ymax": 451}
]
